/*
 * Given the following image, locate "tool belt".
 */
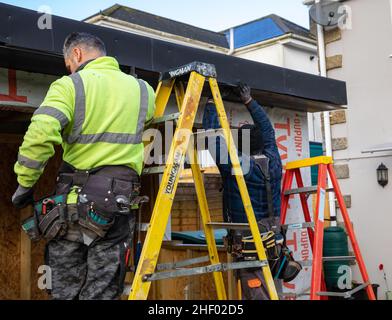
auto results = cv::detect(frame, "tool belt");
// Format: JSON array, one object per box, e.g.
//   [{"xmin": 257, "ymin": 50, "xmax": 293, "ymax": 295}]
[
  {"xmin": 22, "ymin": 163, "xmax": 141, "ymax": 243},
  {"xmin": 227, "ymin": 222, "xmax": 302, "ymax": 283}
]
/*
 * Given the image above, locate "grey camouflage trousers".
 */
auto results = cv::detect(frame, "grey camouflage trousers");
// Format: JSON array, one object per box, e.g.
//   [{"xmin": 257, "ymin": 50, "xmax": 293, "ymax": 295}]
[{"xmin": 45, "ymin": 214, "xmax": 135, "ymax": 300}]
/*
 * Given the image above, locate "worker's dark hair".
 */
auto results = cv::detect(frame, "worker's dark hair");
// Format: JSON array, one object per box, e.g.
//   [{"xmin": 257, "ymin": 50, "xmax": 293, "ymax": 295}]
[
  {"xmin": 63, "ymin": 32, "xmax": 107, "ymax": 57},
  {"xmin": 237, "ymin": 124, "xmax": 264, "ymax": 156}
]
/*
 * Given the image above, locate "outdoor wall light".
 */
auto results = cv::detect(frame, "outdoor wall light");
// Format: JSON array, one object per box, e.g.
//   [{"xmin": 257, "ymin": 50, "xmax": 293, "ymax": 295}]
[{"xmin": 377, "ymin": 163, "xmax": 388, "ymax": 187}]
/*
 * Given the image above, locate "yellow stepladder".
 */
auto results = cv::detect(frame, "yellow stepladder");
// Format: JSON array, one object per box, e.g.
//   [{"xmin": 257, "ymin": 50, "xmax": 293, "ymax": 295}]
[{"xmin": 128, "ymin": 62, "xmax": 279, "ymax": 300}]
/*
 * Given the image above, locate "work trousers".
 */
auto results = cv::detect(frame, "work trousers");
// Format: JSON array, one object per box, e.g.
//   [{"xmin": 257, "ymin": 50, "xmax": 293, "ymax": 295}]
[
  {"xmin": 45, "ymin": 214, "xmax": 135, "ymax": 300},
  {"xmin": 235, "ymin": 217, "xmax": 282, "ymax": 300}
]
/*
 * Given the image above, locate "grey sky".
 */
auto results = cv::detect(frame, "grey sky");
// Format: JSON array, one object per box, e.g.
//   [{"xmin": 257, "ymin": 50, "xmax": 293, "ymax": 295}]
[{"xmin": 2, "ymin": 0, "xmax": 310, "ymax": 31}]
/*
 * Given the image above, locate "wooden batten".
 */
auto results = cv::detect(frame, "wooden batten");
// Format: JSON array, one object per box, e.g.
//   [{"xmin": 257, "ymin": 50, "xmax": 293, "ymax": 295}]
[{"xmin": 19, "ymin": 206, "xmax": 32, "ymax": 300}]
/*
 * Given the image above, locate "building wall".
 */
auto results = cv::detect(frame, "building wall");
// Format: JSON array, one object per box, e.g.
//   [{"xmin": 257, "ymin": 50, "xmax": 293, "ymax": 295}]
[
  {"xmin": 234, "ymin": 42, "xmax": 285, "ymax": 66},
  {"xmin": 325, "ymin": 0, "xmax": 392, "ymax": 299},
  {"xmin": 282, "ymin": 43, "xmax": 318, "ymax": 74}
]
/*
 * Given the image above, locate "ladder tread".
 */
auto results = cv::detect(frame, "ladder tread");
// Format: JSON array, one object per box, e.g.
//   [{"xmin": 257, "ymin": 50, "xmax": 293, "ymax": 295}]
[
  {"xmin": 316, "ymin": 282, "xmax": 370, "ymax": 298},
  {"xmin": 282, "ymin": 222, "xmax": 314, "ymax": 229},
  {"xmin": 142, "ymin": 165, "xmax": 166, "ymax": 175},
  {"xmin": 323, "ymin": 255, "xmax": 356, "ymax": 261},
  {"xmin": 283, "ymin": 186, "xmax": 334, "ymax": 196},
  {"xmin": 300, "ymin": 256, "xmax": 357, "ymax": 267},
  {"xmin": 149, "ymin": 112, "xmax": 180, "ymax": 125},
  {"xmin": 206, "ymin": 222, "xmax": 250, "ymax": 230},
  {"xmin": 193, "ymin": 128, "xmax": 224, "ymax": 140},
  {"xmin": 141, "ymin": 260, "xmax": 269, "ymax": 282}
]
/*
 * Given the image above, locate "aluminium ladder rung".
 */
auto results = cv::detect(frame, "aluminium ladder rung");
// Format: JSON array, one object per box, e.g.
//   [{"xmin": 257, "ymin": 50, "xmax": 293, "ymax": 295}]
[
  {"xmin": 149, "ymin": 112, "xmax": 180, "ymax": 125},
  {"xmin": 208, "ymin": 221, "xmax": 314, "ymax": 231},
  {"xmin": 142, "ymin": 165, "xmax": 166, "ymax": 175},
  {"xmin": 156, "ymin": 255, "xmax": 210, "ymax": 271},
  {"xmin": 193, "ymin": 128, "xmax": 224, "ymax": 140},
  {"xmin": 142, "ymin": 260, "xmax": 269, "ymax": 282},
  {"xmin": 317, "ymin": 282, "xmax": 370, "ymax": 298},
  {"xmin": 205, "ymin": 222, "xmax": 251, "ymax": 230},
  {"xmin": 282, "ymin": 222, "xmax": 314, "ymax": 229},
  {"xmin": 300, "ymin": 256, "xmax": 357, "ymax": 267},
  {"xmin": 283, "ymin": 186, "xmax": 334, "ymax": 196},
  {"xmin": 323, "ymin": 255, "xmax": 356, "ymax": 262}
]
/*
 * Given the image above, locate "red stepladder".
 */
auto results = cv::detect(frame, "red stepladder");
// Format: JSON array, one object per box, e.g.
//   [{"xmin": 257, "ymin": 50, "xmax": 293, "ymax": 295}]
[{"xmin": 280, "ymin": 156, "xmax": 376, "ymax": 300}]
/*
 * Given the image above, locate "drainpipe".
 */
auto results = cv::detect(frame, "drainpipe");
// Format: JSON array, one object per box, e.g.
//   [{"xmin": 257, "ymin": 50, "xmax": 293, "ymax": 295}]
[
  {"xmin": 228, "ymin": 28, "xmax": 235, "ymax": 55},
  {"xmin": 314, "ymin": 0, "xmax": 337, "ymax": 225}
]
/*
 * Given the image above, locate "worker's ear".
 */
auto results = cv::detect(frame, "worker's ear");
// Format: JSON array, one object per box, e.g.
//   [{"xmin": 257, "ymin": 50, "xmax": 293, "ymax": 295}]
[{"xmin": 72, "ymin": 47, "xmax": 83, "ymax": 63}]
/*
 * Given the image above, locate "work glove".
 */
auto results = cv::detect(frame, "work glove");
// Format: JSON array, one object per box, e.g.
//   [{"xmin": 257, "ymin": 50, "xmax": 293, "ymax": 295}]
[
  {"xmin": 12, "ymin": 185, "xmax": 34, "ymax": 209},
  {"xmin": 238, "ymin": 83, "xmax": 253, "ymax": 105}
]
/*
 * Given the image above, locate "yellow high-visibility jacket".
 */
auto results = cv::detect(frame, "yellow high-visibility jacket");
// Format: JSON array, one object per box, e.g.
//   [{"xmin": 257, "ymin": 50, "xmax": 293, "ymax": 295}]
[{"xmin": 15, "ymin": 56, "xmax": 155, "ymax": 189}]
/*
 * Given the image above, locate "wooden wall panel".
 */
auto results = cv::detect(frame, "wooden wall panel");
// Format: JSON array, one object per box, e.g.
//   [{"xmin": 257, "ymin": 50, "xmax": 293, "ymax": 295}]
[
  {"xmin": 172, "ymin": 174, "xmax": 224, "ymax": 232},
  {"xmin": 0, "ymin": 141, "xmax": 61, "ymax": 300},
  {"xmin": 0, "ymin": 144, "xmax": 20, "ymax": 299}
]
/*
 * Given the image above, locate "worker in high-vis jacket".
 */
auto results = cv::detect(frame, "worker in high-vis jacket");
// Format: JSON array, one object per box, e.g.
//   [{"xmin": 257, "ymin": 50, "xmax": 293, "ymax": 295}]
[{"xmin": 11, "ymin": 32, "xmax": 155, "ymax": 300}]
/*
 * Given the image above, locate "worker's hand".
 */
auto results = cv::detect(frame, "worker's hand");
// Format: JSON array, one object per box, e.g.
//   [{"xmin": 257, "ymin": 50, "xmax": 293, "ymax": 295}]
[
  {"xmin": 238, "ymin": 83, "xmax": 253, "ymax": 105},
  {"xmin": 12, "ymin": 185, "xmax": 34, "ymax": 209}
]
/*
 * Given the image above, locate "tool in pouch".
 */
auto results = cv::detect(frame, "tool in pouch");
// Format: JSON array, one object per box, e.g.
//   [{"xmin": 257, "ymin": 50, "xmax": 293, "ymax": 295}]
[{"xmin": 21, "ymin": 194, "xmax": 68, "ymax": 242}]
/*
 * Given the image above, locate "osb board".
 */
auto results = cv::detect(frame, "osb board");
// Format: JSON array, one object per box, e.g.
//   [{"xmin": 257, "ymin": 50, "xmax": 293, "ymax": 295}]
[
  {"xmin": 0, "ymin": 142, "xmax": 62, "ymax": 300},
  {"xmin": 0, "ymin": 144, "xmax": 20, "ymax": 299},
  {"xmin": 153, "ymin": 247, "xmax": 230, "ymax": 300},
  {"xmin": 171, "ymin": 174, "xmax": 223, "ymax": 232}
]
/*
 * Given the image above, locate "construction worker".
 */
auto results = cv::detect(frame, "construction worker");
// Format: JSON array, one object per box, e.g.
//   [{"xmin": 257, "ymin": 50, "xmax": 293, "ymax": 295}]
[
  {"xmin": 203, "ymin": 83, "xmax": 301, "ymax": 300},
  {"xmin": 11, "ymin": 32, "xmax": 155, "ymax": 300}
]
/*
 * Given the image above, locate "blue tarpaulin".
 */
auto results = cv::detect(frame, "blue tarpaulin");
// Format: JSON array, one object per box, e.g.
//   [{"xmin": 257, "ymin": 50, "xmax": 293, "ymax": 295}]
[{"xmin": 172, "ymin": 229, "xmax": 228, "ymax": 245}]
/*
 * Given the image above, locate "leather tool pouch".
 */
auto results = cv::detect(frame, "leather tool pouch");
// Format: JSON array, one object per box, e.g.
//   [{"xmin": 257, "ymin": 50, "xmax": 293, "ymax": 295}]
[
  {"xmin": 77, "ymin": 175, "xmax": 140, "ymax": 239},
  {"xmin": 21, "ymin": 195, "xmax": 68, "ymax": 242},
  {"xmin": 38, "ymin": 203, "xmax": 68, "ymax": 241},
  {"xmin": 78, "ymin": 203, "xmax": 115, "ymax": 239}
]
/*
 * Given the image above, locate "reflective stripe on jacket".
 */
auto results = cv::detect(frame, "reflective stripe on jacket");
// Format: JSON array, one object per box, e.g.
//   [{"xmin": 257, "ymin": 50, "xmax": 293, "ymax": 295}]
[{"xmin": 15, "ymin": 56, "xmax": 156, "ymax": 188}]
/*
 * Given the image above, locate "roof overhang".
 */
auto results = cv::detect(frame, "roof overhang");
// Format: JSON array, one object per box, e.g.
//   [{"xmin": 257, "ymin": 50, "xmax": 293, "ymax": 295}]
[{"xmin": 0, "ymin": 3, "xmax": 347, "ymax": 113}]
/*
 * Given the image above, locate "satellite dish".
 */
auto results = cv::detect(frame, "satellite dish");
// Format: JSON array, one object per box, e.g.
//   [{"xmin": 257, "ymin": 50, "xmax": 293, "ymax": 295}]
[{"xmin": 310, "ymin": 1, "xmax": 346, "ymax": 26}]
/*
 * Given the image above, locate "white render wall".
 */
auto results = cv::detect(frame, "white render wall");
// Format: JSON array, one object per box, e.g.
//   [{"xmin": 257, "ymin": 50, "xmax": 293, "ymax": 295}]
[
  {"xmin": 234, "ymin": 42, "xmax": 286, "ymax": 66},
  {"xmin": 325, "ymin": 0, "xmax": 392, "ymax": 299}
]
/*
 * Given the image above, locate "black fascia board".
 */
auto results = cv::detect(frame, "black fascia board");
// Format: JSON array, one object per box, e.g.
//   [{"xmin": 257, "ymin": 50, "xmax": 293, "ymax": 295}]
[{"xmin": 0, "ymin": 3, "xmax": 347, "ymax": 111}]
